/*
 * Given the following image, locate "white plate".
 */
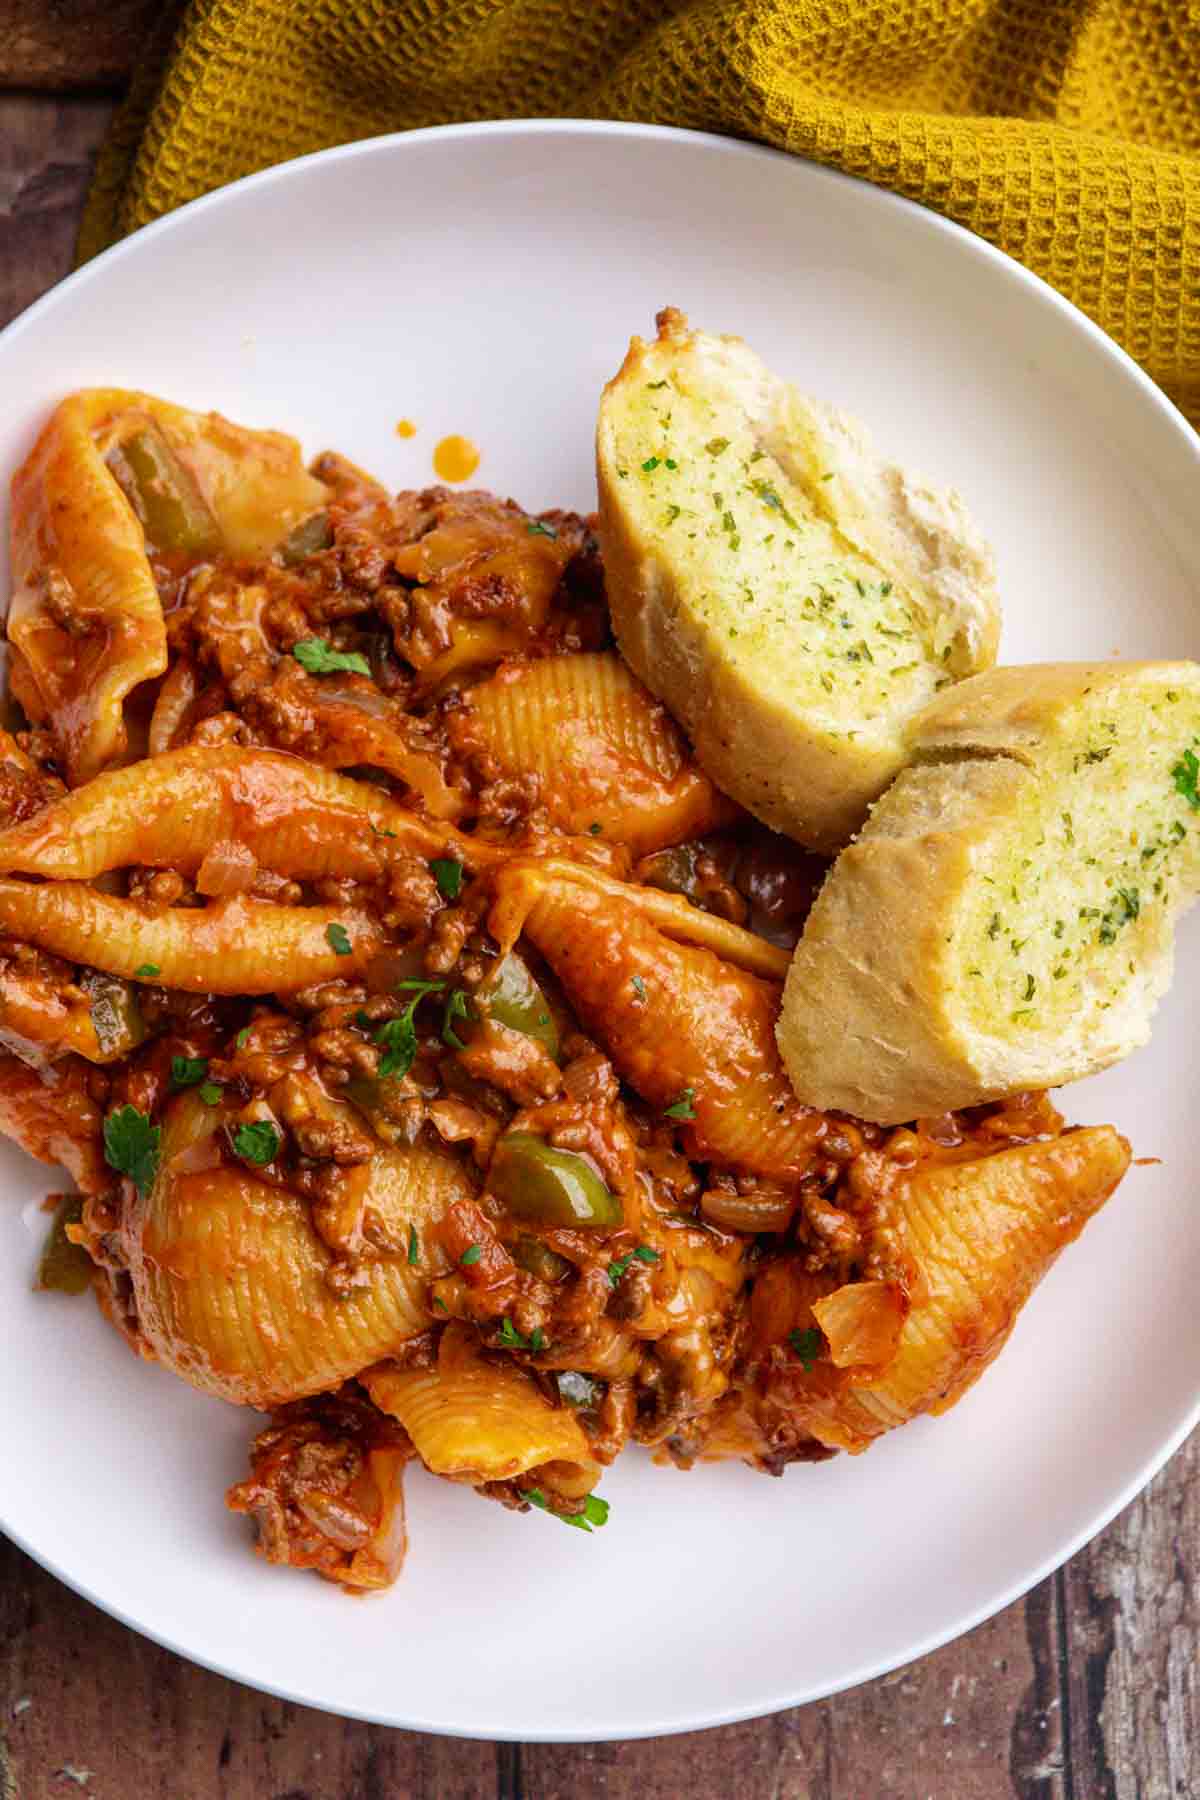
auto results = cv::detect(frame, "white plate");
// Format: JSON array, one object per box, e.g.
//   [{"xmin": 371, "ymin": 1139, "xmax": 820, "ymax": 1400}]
[{"xmin": 1, "ymin": 121, "xmax": 1198, "ymax": 1742}]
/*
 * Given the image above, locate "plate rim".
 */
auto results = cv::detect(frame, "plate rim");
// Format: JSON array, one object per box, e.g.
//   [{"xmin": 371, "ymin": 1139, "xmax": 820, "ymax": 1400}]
[{"xmin": 1, "ymin": 115, "xmax": 1198, "ymax": 1741}]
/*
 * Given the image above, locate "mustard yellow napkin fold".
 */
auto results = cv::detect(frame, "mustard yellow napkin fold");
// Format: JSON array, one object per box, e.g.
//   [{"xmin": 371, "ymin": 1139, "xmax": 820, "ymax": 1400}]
[{"xmin": 81, "ymin": 0, "xmax": 1199, "ymax": 425}]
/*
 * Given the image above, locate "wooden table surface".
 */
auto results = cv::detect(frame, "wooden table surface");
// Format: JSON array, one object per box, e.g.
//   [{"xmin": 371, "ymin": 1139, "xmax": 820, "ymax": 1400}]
[{"xmin": 0, "ymin": 19, "xmax": 1197, "ymax": 1798}]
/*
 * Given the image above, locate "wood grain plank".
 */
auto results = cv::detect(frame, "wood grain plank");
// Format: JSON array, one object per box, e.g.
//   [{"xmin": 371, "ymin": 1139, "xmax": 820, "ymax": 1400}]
[
  {"xmin": 1, "ymin": 82, "xmax": 1198, "ymax": 1800},
  {"xmin": 0, "ymin": 1534, "xmax": 500, "ymax": 1800},
  {"xmin": 1059, "ymin": 1431, "xmax": 1199, "ymax": 1800},
  {"xmin": 0, "ymin": 91, "xmax": 114, "ymax": 328},
  {"xmin": 0, "ymin": 1, "xmax": 155, "ymax": 89},
  {"xmin": 523, "ymin": 1592, "xmax": 1060, "ymax": 1800}
]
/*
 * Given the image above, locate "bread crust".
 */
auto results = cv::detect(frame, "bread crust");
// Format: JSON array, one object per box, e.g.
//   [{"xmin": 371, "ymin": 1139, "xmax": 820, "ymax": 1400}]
[
  {"xmin": 778, "ymin": 660, "xmax": 1200, "ymax": 1122},
  {"xmin": 596, "ymin": 309, "xmax": 1000, "ymax": 854}
]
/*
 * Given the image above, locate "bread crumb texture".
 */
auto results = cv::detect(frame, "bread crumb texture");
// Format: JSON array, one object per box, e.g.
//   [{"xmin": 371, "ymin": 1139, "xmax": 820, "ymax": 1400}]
[
  {"xmin": 597, "ymin": 309, "xmax": 999, "ymax": 852},
  {"xmin": 779, "ymin": 661, "xmax": 1200, "ymax": 1121}
]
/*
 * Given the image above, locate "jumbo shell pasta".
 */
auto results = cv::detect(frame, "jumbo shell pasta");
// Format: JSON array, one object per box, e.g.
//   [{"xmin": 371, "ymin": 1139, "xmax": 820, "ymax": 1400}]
[
  {"xmin": 0, "ymin": 881, "xmax": 380, "ymax": 994},
  {"xmin": 769, "ymin": 1128, "xmax": 1131, "ymax": 1453},
  {"xmin": 454, "ymin": 652, "xmax": 736, "ymax": 854},
  {"xmin": 0, "ymin": 744, "xmax": 500, "ymax": 884},
  {"xmin": 126, "ymin": 1093, "xmax": 474, "ymax": 1407},
  {"xmin": 8, "ymin": 394, "xmax": 168, "ymax": 785},
  {"xmin": 363, "ymin": 1326, "xmax": 601, "ymax": 1496},
  {"xmin": 496, "ymin": 863, "xmax": 824, "ymax": 1178}
]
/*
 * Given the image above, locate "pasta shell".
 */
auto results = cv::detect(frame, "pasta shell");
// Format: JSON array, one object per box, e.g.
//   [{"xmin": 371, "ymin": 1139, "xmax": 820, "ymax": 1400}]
[
  {"xmin": 146, "ymin": 659, "xmax": 198, "ymax": 757},
  {"xmin": 491, "ymin": 855, "xmax": 790, "ymax": 981},
  {"xmin": 0, "ymin": 745, "xmax": 500, "ymax": 884},
  {"xmin": 126, "ymin": 1093, "xmax": 475, "ymax": 1407},
  {"xmin": 503, "ymin": 867, "xmax": 822, "ymax": 1177},
  {"xmin": 0, "ymin": 880, "xmax": 380, "ymax": 995},
  {"xmin": 118, "ymin": 394, "xmax": 328, "ymax": 561},
  {"xmin": 9, "ymin": 393, "xmax": 168, "ymax": 784},
  {"xmin": 457, "ymin": 653, "xmax": 737, "ymax": 854},
  {"xmin": 363, "ymin": 1324, "xmax": 599, "ymax": 1494},
  {"xmin": 9, "ymin": 390, "xmax": 328, "ymax": 786},
  {"xmin": 781, "ymin": 1127, "xmax": 1131, "ymax": 1452}
]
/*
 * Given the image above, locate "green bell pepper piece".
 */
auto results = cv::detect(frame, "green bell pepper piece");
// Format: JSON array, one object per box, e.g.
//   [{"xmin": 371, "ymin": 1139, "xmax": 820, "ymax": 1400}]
[
  {"xmin": 108, "ymin": 425, "xmax": 221, "ymax": 556},
  {"xmin": 481, "ymin": 954, "xmax": 559, "ymax": 1059},
  {"xmin": 489, "ymin": 1133, "xmax": 620, "ymax": 1229},
  {"xmin": 36, "ymin": 1195, "xmax": 91, "ymax": 1295}
]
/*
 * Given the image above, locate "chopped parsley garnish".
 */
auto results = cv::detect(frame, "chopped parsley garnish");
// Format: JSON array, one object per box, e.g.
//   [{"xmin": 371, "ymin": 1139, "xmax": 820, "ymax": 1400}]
[
  {"xmin": 370, "ymin": 821, "xmax": 397, "ymax": 839},
  {"xmin": 526, "ymin": 520, "xmax": 558, "ymax": 539},
  {"xmin": 1022, "ymin": 974, "xmax": 1036, "ymax": 1001},
  {"xmin": 1073, "ymin": 745, "xmax": 1112, "ymax": 771},
  {"xmin": 588, "ymin": 822, "xmax": 603, "ymax": 835},
  {"xmin": 751, "ymin": 479, "xmax": 799, "ymax": 529},
  {"xmin": 1098, "ymin": 887, "xmax": 1140, "ymax": 945},
  {"xmin": 133, "ymin": 963, "xmax": 160, "ymax": 979},
  {"xmin": 664, "ymin": 457, "xmax": 678, "ymax": 470},
  {"xmin": 460, "ymin": 1244, "xmax": 483, "ymax": 1267},
  {"xmin": 198, "ymin": 1082, "xmax": 223, "ymax": 1106},
  {"xmin": 396, "ymin": 975, "xmax": 445, "ymax": 995},
  {"xmin": 407, "ymin": 1224, "xmax": 420, "ymax": 1266},
  {"xmin": 646, "ymin": 379, "xmax": 668, "ymax": 390},
  {"xmin": 705, "ymin": 436, "xmax": 730, "ymax": 455},
  {"xmin": 499, "ymin": 1317, "xmax": 545, "ymax": 1351},
  {"xmin": 664, "ymin": 504, "xmax": 681, "ymax": 525},
  {"xmin": 1171, "ymin": 747, "xmax": 1200, "ymax": 811},
  {"xmin": 663, "ymin": 1087, "xmax": 696, "ymax": 1121},
  {"xmin": 631, "ymin": 975, "xmax": 647, "ymax": 1000},
  {"xmin": 103, "ymin": 1105, "xmax": 160, "ymax": 1198},
  {"xmin": 524, "ymin": 1489, "xmax": 610, "ymax": 1532},
  {"xmin": 231, "ymin": 1121, "xmax": 280, "ymax": 1165},
  {"xmin": 789, "ymin": 1326, "xmax": 823, "ymax": 1370},
  {"xmin": 607, "ymin": 1245, "xmax": 660, "ymax": 1287},
  {"xmin": 374, "ymin": 1015, "xmax": 416, "ymax": 1078},
  {"xmin": 374, "ymin": 978, "xmax": 444, "ymax": 1078},
  {"xmin": 235, "ymin": 1025, "xmax": 252, "ymax": 1049},
  {"xmin": 430, "ymin": 858, "xmax": 464, "ymax": 900},
  {"xmin": 326, "ymin": 922, "xmax": 353, "ymax": 956},
  {"xmin": 442, "ymin": 987, "xmax": 473, "ymax": 1050},
  {"xmin": 292, "ymin": 637, "xmax": 371, "ymax": 677},
  {"xmin": 170, "ymin": 1055, "xmax": 209, "ymax": 1090},
  {"xmin": 641, "ymin": 456, "xmax": 660, "ymax": 473}
]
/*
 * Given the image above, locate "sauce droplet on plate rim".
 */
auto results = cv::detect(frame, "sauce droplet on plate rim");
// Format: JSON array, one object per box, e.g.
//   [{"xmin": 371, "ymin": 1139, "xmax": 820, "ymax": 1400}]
[{"xmin": 433, "ymin": 434, "xmax": 480, "ymax": 482}]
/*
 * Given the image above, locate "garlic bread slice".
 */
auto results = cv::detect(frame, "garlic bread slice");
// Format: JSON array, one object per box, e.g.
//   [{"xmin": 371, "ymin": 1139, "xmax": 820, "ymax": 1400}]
[
  {"xmin": 778, "ymin": 661, "xmax": 1200, "ymax": 1123},
  {"xmin": 596, "ymin": 308, "xmax": 1000, "ymax": 852}
]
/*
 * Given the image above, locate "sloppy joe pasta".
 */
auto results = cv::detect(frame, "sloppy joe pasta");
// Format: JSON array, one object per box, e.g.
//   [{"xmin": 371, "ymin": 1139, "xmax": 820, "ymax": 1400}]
[{"xmin": 0, "ymin": 391, "xmax": 1130, "ymax": 1589}]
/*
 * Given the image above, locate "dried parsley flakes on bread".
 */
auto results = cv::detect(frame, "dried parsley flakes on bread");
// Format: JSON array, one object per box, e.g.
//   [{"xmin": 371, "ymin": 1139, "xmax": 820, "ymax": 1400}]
[
  {"xmin": 596, "ymin": 308, "xmax": 1000, "ymax": 852},
  {"xmin": 778, "ymin": 662, "xmax": 1200, "ymax": 1122}
]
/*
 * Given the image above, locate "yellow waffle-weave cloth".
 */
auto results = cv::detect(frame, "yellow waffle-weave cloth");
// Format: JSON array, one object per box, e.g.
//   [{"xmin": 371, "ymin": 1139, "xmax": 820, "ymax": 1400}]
[{"xmin": 80, "ymin": 0, "xmax": 1199, "ymax": 424}]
